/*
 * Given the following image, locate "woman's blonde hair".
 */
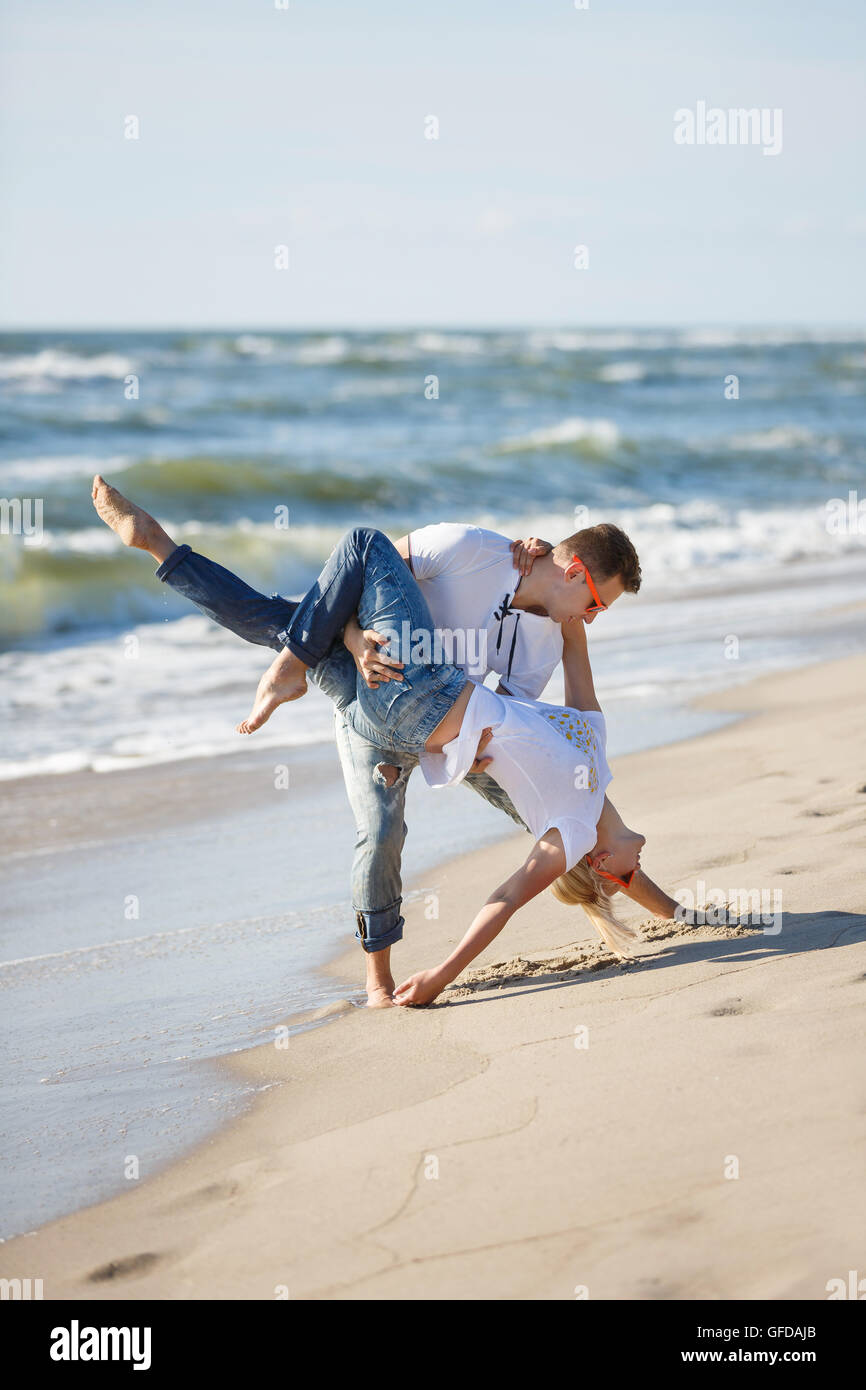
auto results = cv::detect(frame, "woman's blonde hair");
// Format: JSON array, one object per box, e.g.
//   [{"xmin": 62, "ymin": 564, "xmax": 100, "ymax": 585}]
[{"xmin": 550, "ymin": 859, "xmax": 639, "ymax": 959}]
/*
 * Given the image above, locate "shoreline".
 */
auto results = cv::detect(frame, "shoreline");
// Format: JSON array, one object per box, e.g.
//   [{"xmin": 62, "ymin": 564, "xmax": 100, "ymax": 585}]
[{"xmin": 3, "ymin": 651, "xmax": 864, "ymax": 1297}]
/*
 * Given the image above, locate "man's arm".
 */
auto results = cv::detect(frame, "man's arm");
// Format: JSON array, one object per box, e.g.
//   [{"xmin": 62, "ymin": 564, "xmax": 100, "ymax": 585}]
[{"xmin": 340, "ymin": 535, "xmax": 412, "ymax": 686}]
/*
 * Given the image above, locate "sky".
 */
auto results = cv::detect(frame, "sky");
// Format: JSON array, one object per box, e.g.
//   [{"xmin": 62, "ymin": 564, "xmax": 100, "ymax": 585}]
[{"xmin": 1, "ymin": 0, "xmax": 864, "ymax": 329}]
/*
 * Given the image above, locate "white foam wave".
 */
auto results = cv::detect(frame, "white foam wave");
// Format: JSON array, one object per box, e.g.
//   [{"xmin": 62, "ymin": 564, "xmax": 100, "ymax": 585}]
[
  {"xmin": 500, "ymin": 498, "xmax": 866, "ymax": 585},
  {"xmin": 496, "ymin": 416, "xmax": 621, "ymax": 452},
  {"xmin": 288, "ymin": 336, "xmax": 350, "ymax": 365},
  {"xmin": 677, "ymin": 326, "xmax": 866, "ymax": 349},
  {"xmin": 0, "ymin": 453, "xmax": 133, "ymax": 486},
  {"xmin": 525, "ymin": 327, "xmax": 866, "ymax": 354},
  {"xmin": 233, "ymin": 334, "xmax": 275, "ymax": 356},
  {"xmin": 412, "ymin": 332, "xmax": 486, "ymax": 355},
  {"xmin": 0, "ymin": 613, "xmax": 338, "ymax": 781},
  {"xmin": 526, "ymin": 330, "xmax": 670, "ymax": 353},
  {"xmin": 596, "ymin": 361, "xmax": 646, "ymax": 383},
  {"xmin": 727, "ymin": 425, "xmax": 826, "ymax": 452},
  {"xmin": 0, "ymin": 350, "xmax": 135, "ymax": 382}
]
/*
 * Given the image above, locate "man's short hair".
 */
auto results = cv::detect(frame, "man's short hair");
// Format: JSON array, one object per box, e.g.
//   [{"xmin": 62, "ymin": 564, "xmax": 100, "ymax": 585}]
[{"xmin": 554, "ymin": 523, "xmax": 641, "ymax": 593}]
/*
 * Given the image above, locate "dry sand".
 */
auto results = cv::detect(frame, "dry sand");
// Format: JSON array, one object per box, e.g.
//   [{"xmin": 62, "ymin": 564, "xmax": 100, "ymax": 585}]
[{"xmin": 2, "ymin": 654, "xmax": 864, "ymax": 1300}]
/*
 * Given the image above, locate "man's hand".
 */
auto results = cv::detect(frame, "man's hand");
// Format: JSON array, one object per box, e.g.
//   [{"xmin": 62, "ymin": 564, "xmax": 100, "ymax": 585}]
[
  {"xmin": 393, "ymin": 967, "xmax": 449, "ymax": 1008},
  {"xmin": 468, "ymin": 726, "xmax": 494, "ymax": 775},
  {"xmin": 510, "ymin": 536, "xmax": 553, "ymax": 576},
  {"xmin": 343, "ymin": 617, "xmax": 404, "ymax": 689}
]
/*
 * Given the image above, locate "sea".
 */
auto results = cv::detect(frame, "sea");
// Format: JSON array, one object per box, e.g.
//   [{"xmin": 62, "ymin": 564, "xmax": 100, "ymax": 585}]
[{"xmin": 2, "ymin": 326, "xmax": 865, "ymax": 1236}]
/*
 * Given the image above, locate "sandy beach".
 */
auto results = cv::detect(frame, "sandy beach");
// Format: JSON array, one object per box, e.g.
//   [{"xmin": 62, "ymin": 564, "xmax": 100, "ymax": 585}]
[{"xmin": 1, "ymin": 650, "xmax": 863, "ymax": 1300}]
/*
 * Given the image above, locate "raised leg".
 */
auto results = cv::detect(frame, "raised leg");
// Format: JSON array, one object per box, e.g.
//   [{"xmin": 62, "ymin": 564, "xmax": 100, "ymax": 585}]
[
  {"xmin": 92, "ymin": 473, "xmax": 298, "ymax": 649},
  {"xmin": 92, "ymin": 474, "xmax": 177, "ymax": 564}
]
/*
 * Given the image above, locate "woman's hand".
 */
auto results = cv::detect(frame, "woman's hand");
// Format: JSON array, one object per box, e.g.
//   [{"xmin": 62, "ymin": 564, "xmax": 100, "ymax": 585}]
[
  {"xmin": 343, "ymin": 616, "xmax": 404, "ymax": 689},
  {"xmin": 393, "ymin": 967, "xmax": 449, "ymax": 1008},
  {"xmin": 509, "ymin": 536, "xmax": 553, "ymax": 576}
]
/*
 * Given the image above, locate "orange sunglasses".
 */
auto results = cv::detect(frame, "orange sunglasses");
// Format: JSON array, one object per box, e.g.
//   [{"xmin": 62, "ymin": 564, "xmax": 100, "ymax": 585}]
[
  {"xmin": 590, "ymin": 859, "xmax": 637, "ymax": 890},
  {"xmin": 572, "ymin": 556, "xmax": 607, "ymax": 616}
]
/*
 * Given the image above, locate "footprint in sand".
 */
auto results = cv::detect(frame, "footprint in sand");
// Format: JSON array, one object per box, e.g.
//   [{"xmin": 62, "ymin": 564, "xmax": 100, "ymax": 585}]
[
  {"xmin": 157, "ymin": 1179, "xmax": 240, "ymax": 1215},
  {"xmin": 88, "ymin": 1251, "xmax": 162, "ymax": 1282},
  {"xmin": 708, "ymin": 998, "xmax": 750, "ymax": 1017}
]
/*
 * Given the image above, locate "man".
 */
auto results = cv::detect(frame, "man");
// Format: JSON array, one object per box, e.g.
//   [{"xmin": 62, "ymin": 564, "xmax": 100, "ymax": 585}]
[
  {"xmin": 255, "ymin": 519, "xmax": 680, "ymax": 1004},
  {"xmin": 90, "ymin": 474, "xmax": 679, "ymax": 1007}
]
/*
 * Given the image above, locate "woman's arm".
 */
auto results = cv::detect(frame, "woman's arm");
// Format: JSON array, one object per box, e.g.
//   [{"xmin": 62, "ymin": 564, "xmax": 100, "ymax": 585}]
[
  {"xmin": 612, "ymin": 866, "xmax": 681, "ymax": 919},
  {"xmin": 394, "ymin": 831, "xmax": 567, "ymax": 1006},
  {"xmin": 561, "ymin": 617, "xmax": 601, "ymax": 713},
  {"xmin": 509, "ymin": 537, "xmax": 601, "ymax": 713}
]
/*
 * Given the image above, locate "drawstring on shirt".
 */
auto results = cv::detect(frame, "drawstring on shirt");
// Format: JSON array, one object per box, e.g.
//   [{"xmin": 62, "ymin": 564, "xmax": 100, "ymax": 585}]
[{"xmin": 493, "ymin": 593, "xmax": 521, "ymax": 684}]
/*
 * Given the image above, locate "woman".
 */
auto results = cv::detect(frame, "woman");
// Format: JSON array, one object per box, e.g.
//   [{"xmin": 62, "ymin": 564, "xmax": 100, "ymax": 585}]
[{"xmin": 91, "ymin": 476, "xmax": 646, "ymax": 1006}]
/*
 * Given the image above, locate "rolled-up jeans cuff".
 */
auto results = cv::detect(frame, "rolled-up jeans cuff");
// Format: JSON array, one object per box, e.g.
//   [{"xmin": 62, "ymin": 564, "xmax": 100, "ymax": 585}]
[
  {"xmin": 276, "ymin": 627, "xmax": 321, "ymax": 666},
  {"xmin": 354, "ymin": 902, "xmax": 404, "ymax": 953},
  {"xmin": 155, "ymin": 543, "xmax": 193, "ymax": 582}
]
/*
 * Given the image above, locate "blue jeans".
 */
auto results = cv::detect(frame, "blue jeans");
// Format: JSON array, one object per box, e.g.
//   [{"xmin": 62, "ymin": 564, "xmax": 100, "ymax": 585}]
[
  {"xmin": 281, "ymin": 527, "xmax": 469, "ymax": 752},
  {"xmin": 156, "ymin": 530, "xmax": 526, "ymax": 951}
]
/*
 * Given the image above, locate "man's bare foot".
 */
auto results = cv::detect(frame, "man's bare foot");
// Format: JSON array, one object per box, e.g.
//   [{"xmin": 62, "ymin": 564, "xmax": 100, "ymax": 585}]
[
  {"xmin": 236, "ymin": 648, "xmax": 308, "ymax": 734},
  {"xmin": 365, "ymin": 946, "xmax": 395, "ymax": 1008},
  {"xmin": 91, "ymin": 474, "xmax": 176, "ymax": 563},
  {"xmin": 366, "ymin": 983, "xmax": 396, "ymax": 1009}
]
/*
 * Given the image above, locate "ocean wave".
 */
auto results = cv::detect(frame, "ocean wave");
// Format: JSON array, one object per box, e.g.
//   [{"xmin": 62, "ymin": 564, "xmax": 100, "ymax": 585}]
[
  {"xmin": 0, "ymin": 613, "xmax": 338, "ymax": 780},
  {"xmin": 596, "ymin": 361, "xmax": 646, "ymax": 383},
  {"xmin": 412, "ymin": 332, "xmax": 487, "ymax": 355},
  {"xmin": 231, "ymin": 334, "xmax": 276, "ymax": 357},
  {"xmin": 0, "ymin": 454, "xmax": 133, "ymax": 486},
  {"xmin": 525, "ymin": 331, "xmax": 671, "ymax": 353},
  {"xmin": 676, "ymin": 326, "xmax": 866, "ymax": 349},
  {"xmin": 117, "ymin": 453, "xmax": 407, "ymax": 504},
  {"xmin": 287, "ymin": 335, "xmax": 351, "ymax": 365},
  {"xmin": 726, "ymin": 425, "xmax": 829, "ymax": 452},
  {"xmin": 0, "ymin": 349, "xmax": 135, "ymax": 382},
  {"xmin": 513, "ymin": 499, "xmax": 866, "ymax": 586},
  {"xmin": 493, "ymin": 416, "xmax": 622, "ymax": 454},
  {"xmin": 0, "ymin": 517, "xmax": 359, "ymax": 642},
  {"xmin": 522, "ymin": 327, "xmax": 866, "ymax": 355}
]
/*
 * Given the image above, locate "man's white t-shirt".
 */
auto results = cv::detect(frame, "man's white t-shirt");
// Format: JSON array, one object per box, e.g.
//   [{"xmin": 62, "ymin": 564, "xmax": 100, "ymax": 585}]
[
  {"xmin": 418, "ymin": 683, "xmax": 611, "ymax": 872},
  {"xmin": 408, "ymin": 523, "xmax": 563, "ymax": 699}
]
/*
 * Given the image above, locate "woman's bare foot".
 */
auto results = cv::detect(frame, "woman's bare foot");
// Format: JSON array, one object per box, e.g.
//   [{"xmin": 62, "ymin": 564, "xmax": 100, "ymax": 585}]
[
  {"xmin": 91, "ymin": 474, "xmax": 176, "ymax": 563},
  {"xmin": 236, "ymin": 648, "xmax": 308, "ymax": 733}
]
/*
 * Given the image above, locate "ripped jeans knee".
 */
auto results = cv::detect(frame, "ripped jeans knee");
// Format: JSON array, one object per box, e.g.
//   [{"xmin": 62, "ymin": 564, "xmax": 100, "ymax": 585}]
[{"xmin": 373, "ymin": 762, "xmax": 403, "ymax": 788}]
